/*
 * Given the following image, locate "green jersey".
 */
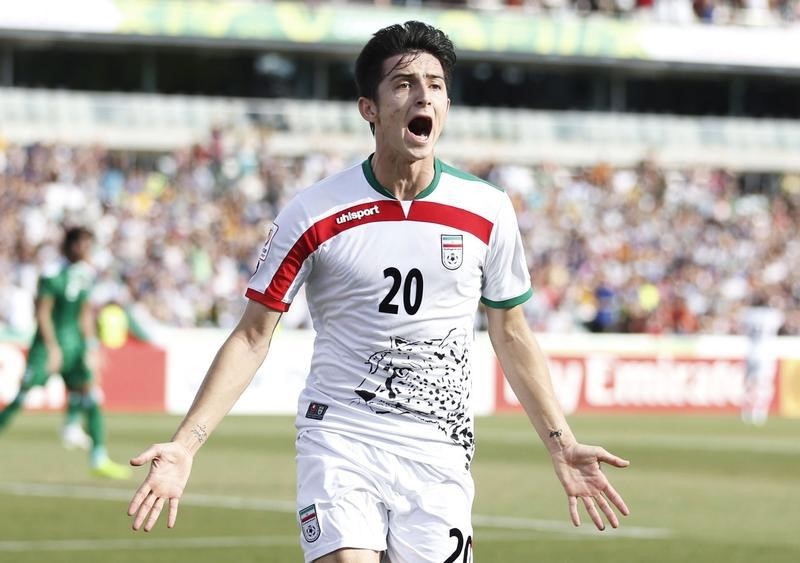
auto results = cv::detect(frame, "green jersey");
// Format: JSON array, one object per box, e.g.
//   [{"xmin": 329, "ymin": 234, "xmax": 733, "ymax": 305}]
[
  {"xmin": 22, "ymin": 261, "xmax": 96, "ymax": 389},
  {"xmin": 31, "ymin": 261, "xmax": 95, "ymax": 351}
]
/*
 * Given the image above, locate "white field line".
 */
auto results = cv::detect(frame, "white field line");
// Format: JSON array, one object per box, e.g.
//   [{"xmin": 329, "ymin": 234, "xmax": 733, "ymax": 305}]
[
  {"xmin": 0, "ymin": 481, "xmax": 295, "ymax": 511},
  {"xmin": 472, "ymin": 514, "xmax": 671, "ymax": 539},
  {"xmin": 0, "ymin": 481, "xmax": 671, "ymax": 548},
  {"xmin": 478, "ymin": 428, "xmax": 800, "ymax": 455},
  {"xmin": 0, "ymin": 536, "xmax": 298, "ymax": 553}
]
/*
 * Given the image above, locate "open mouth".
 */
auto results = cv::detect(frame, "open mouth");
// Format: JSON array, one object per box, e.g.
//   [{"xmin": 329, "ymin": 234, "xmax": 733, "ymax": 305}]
[{"xmin": 407, "ymin": 116, "xmax": 433, "ymax": 140}]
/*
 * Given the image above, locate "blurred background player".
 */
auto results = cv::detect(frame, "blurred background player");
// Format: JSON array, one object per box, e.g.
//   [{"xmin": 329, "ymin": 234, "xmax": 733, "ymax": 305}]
[
  {"xmin": 739, "ymin": 295, "xmax": 785, "ymax": 425},
  {"xmin": 0, "ymin": 226, "xmax": 131, "ymax": 479}
]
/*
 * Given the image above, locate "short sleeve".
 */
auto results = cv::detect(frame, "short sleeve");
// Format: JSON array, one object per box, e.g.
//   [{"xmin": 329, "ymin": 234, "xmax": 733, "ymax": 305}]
[
  {"xmin": 37, "ymin": 275, "xmax": 58, "ymax": 298},
  {"xmin": 246, "ymin": 198, "xmax": 316, "ymax": 312},
  {"xmin": 480, "ymin": 194, "xmax": 532, "ymax": 308}
]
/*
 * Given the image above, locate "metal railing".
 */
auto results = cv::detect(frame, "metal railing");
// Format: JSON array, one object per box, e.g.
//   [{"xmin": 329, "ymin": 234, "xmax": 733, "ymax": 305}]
[{"xmin": 2, "ymin": 87, "xmax": 799, "ymax": 170}]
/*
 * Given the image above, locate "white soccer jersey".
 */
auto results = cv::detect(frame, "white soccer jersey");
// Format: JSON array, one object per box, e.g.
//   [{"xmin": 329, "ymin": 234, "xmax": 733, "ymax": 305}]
[{"xmin": 247, "ymin": 156, "xmax": 531, "ymax": 469}]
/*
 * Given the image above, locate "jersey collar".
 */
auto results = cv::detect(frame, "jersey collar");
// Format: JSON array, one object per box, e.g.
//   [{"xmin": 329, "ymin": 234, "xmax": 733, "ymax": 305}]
[{"xmin": 362, "ymin": 154, "xmax": 442, "ymax": 200}]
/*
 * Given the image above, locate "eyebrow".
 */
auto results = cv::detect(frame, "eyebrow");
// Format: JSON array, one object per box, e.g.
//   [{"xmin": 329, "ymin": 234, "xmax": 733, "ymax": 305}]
[{"xmin": 389, "ymin": 72, "xmax": 445, "ymax": 82}]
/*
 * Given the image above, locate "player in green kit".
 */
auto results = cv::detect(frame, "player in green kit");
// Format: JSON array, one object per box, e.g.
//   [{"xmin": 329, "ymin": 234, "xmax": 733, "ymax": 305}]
[{"xmin": 0, "ymin": 226, "xmax": 131, "ymax": 480}]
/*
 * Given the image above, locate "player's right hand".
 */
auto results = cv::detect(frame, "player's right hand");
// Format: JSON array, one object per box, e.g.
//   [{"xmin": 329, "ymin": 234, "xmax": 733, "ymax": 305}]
[{"xmin": 127, "ymin": 442, "xmax": 194, "ymax": 532}]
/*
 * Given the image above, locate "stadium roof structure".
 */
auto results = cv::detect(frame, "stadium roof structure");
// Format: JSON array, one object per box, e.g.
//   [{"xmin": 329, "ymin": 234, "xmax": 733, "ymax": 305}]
[{"xmin": 1, "ymin": 0, "xmax": 800, "ymax": 75}]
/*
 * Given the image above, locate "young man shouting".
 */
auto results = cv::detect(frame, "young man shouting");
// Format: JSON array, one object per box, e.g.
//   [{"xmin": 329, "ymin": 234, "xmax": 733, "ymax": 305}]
[{"xmin": 128, "ymin": 21, "xmax": 629, "ymax": 562}]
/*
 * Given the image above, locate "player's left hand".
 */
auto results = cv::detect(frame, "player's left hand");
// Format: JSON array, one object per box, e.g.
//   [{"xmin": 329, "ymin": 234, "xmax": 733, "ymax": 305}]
[{"xmin": 551, "ymin": 443, "xmax": 630, "ymax": 530}]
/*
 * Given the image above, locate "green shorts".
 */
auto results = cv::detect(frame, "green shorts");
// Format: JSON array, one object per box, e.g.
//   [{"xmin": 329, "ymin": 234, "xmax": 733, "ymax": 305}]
[{"xmin": 23, "ymin": 343, "xmax": 93, "ymax": 392}]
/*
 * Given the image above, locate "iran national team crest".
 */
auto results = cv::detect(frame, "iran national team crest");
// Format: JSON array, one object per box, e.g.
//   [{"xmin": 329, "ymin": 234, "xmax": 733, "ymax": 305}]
[
  {"xmin": 441, "ymin": 234, "xmax": 463, "ymax": 270},
  {"xmin": 299, "ymin": 504, "xmax": 321, "ymax": 542}
]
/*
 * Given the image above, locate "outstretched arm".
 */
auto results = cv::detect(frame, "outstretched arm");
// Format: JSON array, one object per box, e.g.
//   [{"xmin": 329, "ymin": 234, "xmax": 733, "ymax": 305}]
[
  {"xmin": 486, "ymin": 305, "xmax": 630, "ymax": 530},
  {"xmin": 127, "ymin": 300, "xmax": 282, "ymax": 531}
]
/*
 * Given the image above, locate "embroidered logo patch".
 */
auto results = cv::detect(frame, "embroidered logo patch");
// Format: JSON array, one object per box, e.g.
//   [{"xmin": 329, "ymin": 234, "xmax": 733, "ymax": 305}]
[
  {"xmin": 441, "ymin": 234, "xmax": 463, "ymax": 270},
  {"xmin": 299, "ymin": 504, "xmax": 321, "ymax": 542},
  {"xmin": 305, "ymin": 402, "xmax": 329, "ymax": 420},
  {"xmin": 254, "ymin": 223, "xmax": 278, "ymax": 273},
  {"xmin": 261, "ymin": 223, "xmax": 278, "ymax": 259}
]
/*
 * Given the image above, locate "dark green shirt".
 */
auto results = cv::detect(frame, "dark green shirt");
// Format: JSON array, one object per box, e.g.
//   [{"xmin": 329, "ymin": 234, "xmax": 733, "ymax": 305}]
[{"xmin": 31, "ymin": 261, "xmax": 95, "ymax": 351}]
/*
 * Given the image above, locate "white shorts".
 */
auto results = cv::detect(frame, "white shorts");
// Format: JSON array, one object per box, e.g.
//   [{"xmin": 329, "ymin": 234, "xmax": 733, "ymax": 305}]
[{"xmin": 296, "ymin": 429, "xmax": 475, "ymax": 563}]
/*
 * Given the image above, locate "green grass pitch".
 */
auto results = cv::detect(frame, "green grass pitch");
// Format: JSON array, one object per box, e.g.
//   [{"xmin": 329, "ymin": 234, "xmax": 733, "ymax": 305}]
[{"xmin": 1, "ymin": 412, "xmax": 798, "ymax": 562}]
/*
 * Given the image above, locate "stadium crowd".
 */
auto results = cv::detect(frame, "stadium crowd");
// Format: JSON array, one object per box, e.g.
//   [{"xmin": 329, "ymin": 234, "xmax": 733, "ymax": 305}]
[
  {"xmin": 377, "ymin": 0, "xmax": 800, "ymax": 25},
  {"xmin": 1, "ymin": 128, "xmax": 798, "ymax": 336}
]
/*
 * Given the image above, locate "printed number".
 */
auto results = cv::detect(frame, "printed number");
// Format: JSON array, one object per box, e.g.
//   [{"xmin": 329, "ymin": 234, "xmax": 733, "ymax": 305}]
[
  {"xmin": 65, "ymin": 278, "xmax": 82, "ymax": 301},
  {"xmin": 444, "ymin": 528, "xmax": 473, "ymax": 563},
  {"xmin": 378, "ymin": 267, "xmax": 423, "ymax": 315}
]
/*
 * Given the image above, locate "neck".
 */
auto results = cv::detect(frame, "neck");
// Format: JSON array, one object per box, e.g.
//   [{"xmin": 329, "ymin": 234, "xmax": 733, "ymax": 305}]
[{"xmin": 371, "ymin": 150, "xmax": 435, "ymax": 201}]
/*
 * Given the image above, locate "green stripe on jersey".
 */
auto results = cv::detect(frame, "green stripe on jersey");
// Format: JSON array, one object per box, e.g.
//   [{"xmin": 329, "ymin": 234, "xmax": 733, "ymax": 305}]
[
  {"xmin": 481, "ymin": 288, "xmax": 533, "ymax": 309},
  {"xmin": 362, "ymin": 155, "xmax": 442, "ymax": 199},
  {"xmin": 439, "ymin": 160, "xmax": 504, "ymax": 192}
]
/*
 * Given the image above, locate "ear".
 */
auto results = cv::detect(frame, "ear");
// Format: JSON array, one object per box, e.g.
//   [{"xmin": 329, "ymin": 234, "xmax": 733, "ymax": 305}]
[{"xmin": 358, "ymin": 97, "xmax": 377, "ymax": 125}]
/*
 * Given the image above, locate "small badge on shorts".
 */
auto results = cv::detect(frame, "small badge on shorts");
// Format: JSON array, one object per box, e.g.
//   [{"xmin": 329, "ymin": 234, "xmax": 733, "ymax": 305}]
[
  {"xmin": 299, "ymin": 504, "xmax": 321, "ymax": 543},
  {"xmin": 305, "ymin": 402, "xmax": 328, "ymax": 420}
]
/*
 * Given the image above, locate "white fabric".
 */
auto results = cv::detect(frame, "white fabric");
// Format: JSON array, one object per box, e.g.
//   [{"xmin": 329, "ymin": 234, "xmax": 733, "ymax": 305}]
[
  {"xmin": 247, "ymin": 157, "xmax": 531, "ymax": 469},
  {"xmin": 296, "ymin": 429, "xmax": 474, "ymax": 563}
]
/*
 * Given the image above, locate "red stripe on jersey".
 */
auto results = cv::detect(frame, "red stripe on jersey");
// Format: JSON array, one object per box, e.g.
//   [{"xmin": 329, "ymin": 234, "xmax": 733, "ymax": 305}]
[
  {"xmin": 256, "ymin": 200, "xmax": 494, "ymax": 303},
  {"xmin": 407, "ymin": 201, "xmax": 493, "ymax": 244},
  {"xmin": 261, "ymin": 201, "xmax": 404, "ymax": 302}
]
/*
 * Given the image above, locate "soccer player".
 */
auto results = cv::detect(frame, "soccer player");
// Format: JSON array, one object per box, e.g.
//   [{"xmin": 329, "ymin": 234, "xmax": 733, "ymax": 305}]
[
  {"xmin": 127, "ymin": 22, "xmax": 629, "ymax": 561},
  {"xmin": 739, "ymin": 295, "xmax": 785, "ymax": 425},
  {"xmin": 0, "ymin": 226, "xmax": 131, "ymax": 480}
]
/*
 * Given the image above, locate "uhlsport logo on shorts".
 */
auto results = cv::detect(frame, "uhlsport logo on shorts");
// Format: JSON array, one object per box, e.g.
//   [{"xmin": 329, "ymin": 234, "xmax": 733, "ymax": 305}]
[
  {"xmin": 441, "ymin": 234, "xmax": 463, "ymax": 270},
  {"xmin": 299, "ymin": 504, "xmax": 321, "ymax": 542}
]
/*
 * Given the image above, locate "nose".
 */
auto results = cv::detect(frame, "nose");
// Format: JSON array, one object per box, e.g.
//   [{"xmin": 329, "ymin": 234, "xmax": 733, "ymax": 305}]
[{"xmin": 415, "ymin": 85, "xmax": 431, "ymax": 106}]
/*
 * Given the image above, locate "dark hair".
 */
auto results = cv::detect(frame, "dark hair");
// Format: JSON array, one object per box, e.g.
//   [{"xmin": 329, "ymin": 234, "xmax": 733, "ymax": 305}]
[
  {"xmin": 62, "ymin": 226, "xmax": 93, "ymax": 259},
  {"xmin": 355, "ymin": 21, "xmax": 456, "ymax": 102}
]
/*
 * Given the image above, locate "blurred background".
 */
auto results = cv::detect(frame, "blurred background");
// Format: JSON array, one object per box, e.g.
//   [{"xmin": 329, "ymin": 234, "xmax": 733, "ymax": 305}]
[{"xmin": 0, "ymin": 1, "xmax": 799, "ymax": 562}]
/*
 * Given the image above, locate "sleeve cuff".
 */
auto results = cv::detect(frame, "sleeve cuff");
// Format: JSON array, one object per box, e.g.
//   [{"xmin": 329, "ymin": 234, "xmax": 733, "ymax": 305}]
[
  {"xmin": 480, "ymin": 288, "xmax": 533, "ymax": 309},
  {"xmin": 245, "ymin": 288, "xmax": 291, "ymax": 312}
]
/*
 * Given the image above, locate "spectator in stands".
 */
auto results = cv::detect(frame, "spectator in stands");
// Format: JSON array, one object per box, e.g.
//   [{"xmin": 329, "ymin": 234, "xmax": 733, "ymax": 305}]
[{"xmin": 1, "ymin": 134, "xmax": 798, "ymax": 337}]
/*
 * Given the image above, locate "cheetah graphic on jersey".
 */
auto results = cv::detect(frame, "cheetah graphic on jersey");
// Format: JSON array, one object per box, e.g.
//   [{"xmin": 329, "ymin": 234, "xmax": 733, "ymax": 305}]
[{"xmin": 353, "ymin": 328, "xmax": 475, "ymax": 466}]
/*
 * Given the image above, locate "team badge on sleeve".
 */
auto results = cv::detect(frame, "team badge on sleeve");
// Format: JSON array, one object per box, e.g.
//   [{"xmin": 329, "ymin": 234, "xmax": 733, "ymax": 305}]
[
  {"xmin": 441, "ymin": 234, "xmax": 463, "ymax": 270},
  {"xmin": 254, "ymin": 223, "xmax": 279, "ymax": 272},
  {"xmin": 299, "ymin": 504, "xmax": 321, "ymax": 542},
  {"xmin": 260, "ymin": 223, "xmax": 278, "ymax": 260}
]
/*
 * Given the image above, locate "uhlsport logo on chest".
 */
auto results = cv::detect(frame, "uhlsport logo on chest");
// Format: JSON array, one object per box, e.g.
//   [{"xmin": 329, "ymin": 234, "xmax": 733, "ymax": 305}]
[
  {"xmin": 336, "ymin": 204, "xmax": 380, "ymax": 225},
  {"xmin": 441, "ymin": 234, "xmax": 463, "ymax": 270}
]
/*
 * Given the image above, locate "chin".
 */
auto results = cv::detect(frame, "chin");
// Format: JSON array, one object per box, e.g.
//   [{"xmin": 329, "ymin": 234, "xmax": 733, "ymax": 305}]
[{"xmin": 404, "ymin": 143, "xmax": 435, "ymax": 161}]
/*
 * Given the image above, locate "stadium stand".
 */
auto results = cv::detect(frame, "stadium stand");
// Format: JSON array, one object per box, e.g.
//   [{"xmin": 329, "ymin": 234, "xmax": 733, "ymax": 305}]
[
  {"xmin": 2, "ymin": 130, "xmax": 798, "ymax": 336},
  {"xmin": 1, "ymin": 0, "xmax": 798, "ymax": 337}
]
